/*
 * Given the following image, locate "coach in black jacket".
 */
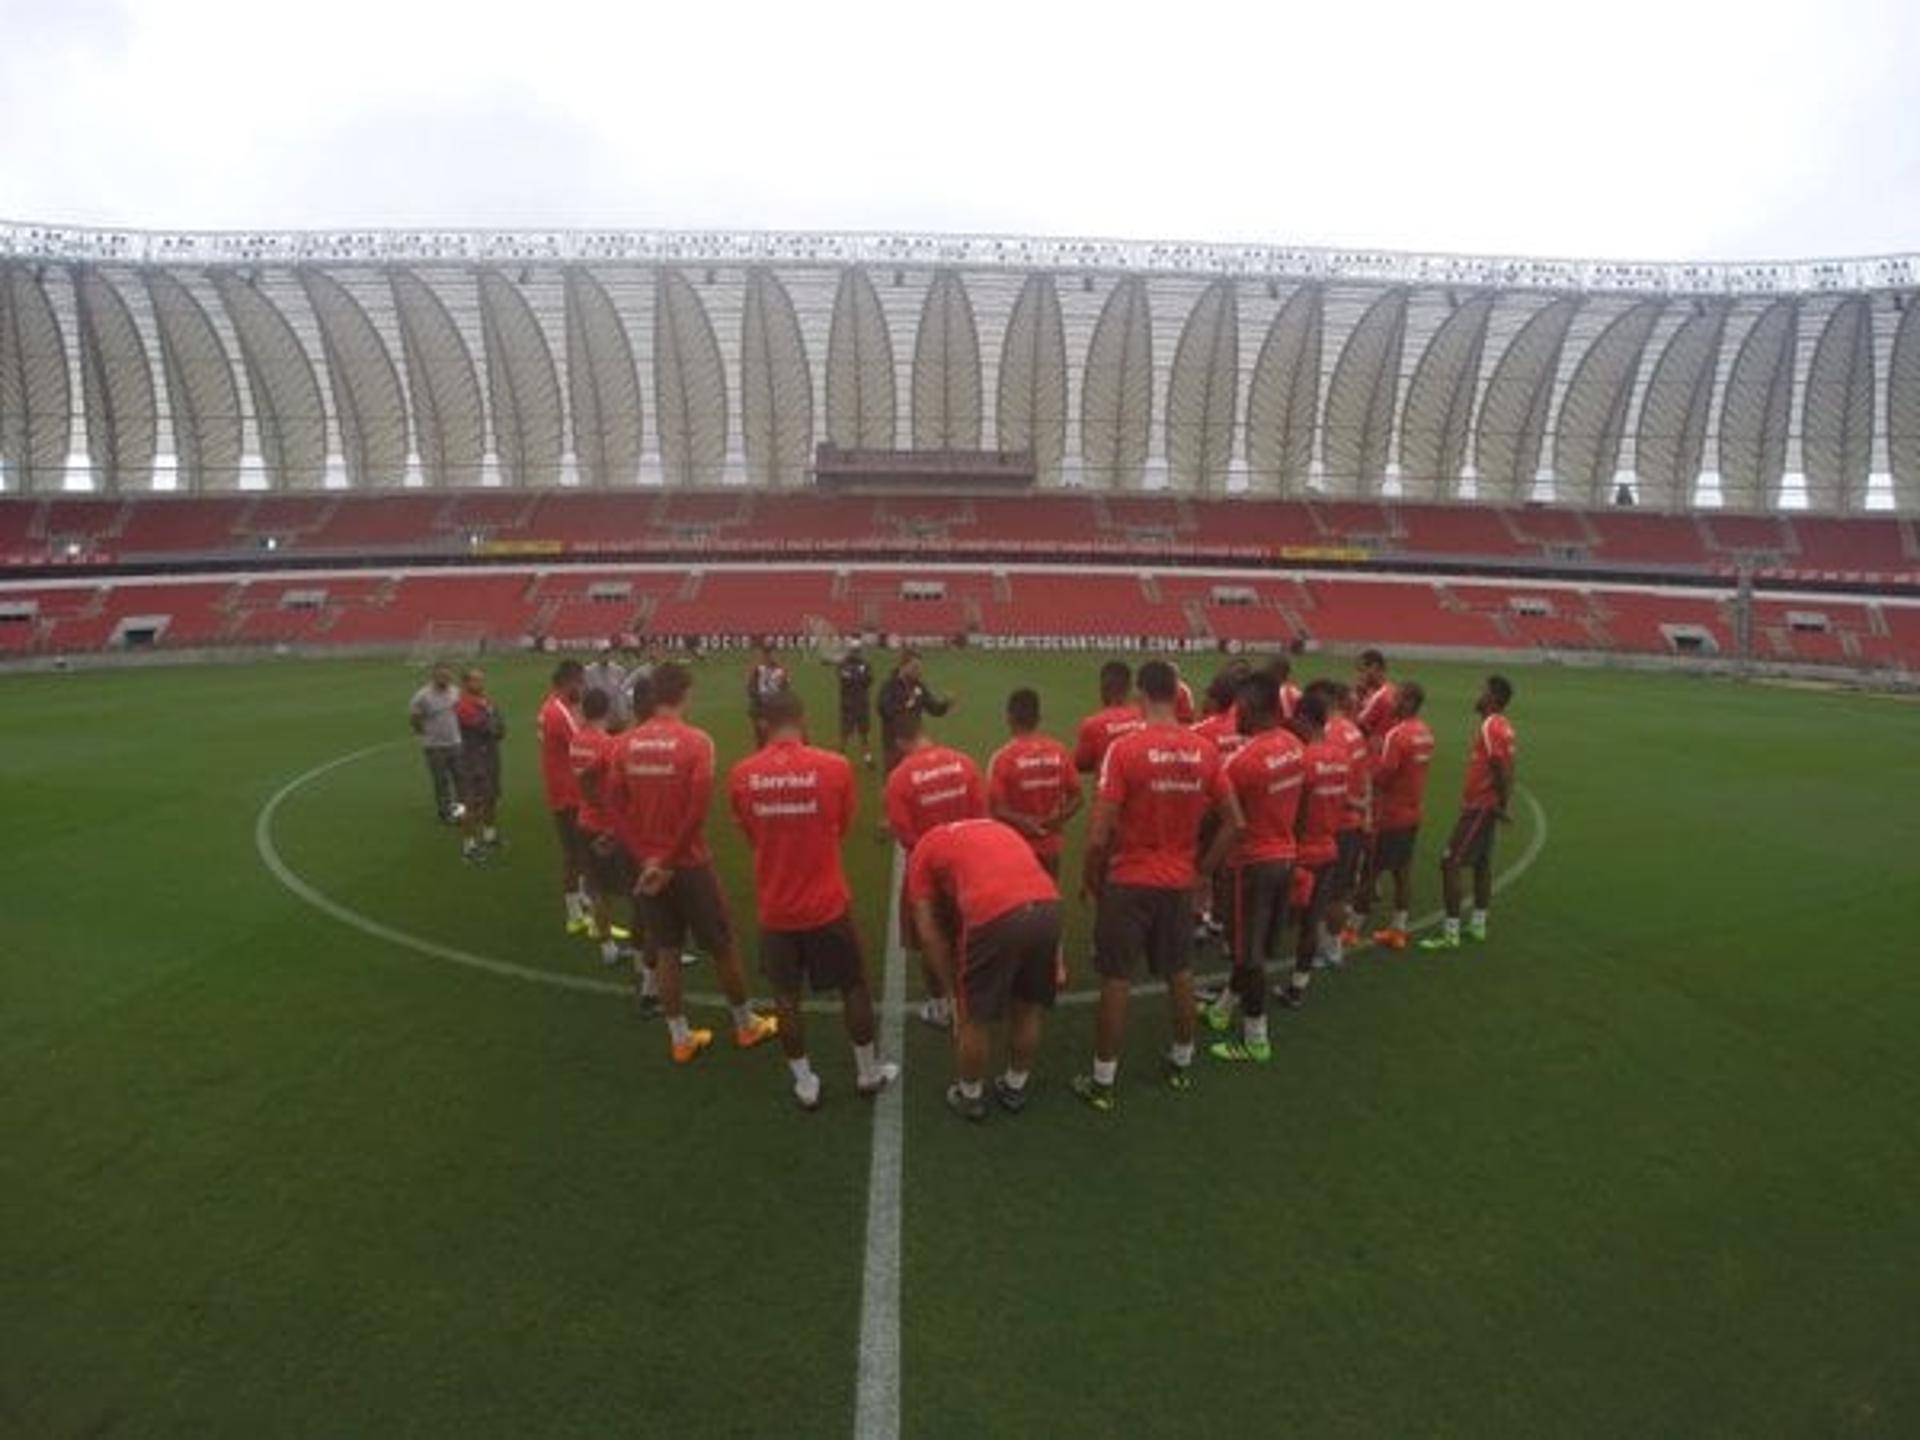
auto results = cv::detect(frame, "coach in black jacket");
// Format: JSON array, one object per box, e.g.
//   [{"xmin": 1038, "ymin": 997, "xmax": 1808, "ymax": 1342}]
[{"xmin": 876, "ymin": 650, "xmax": 953, "ymax": 774}]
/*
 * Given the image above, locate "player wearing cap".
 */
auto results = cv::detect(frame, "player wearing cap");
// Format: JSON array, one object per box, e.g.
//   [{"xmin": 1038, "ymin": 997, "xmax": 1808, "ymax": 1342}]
[
  {"xmin": 908, "ymin": 818, "xmax": 1063, "ymax": 1121},
  {"xmin": 1072, "ymin": 659, "xmax": 1244, "ymax": 1111},
  {"xmin": 1204, "ymin": 672, "xmax": 1305, "ymax": 1063},
  {"xmin": 1357, "ymin": 682, "xmax": 1435, "ymax": 950},
  {"xmin": 608, "ymin": 662, "xmax": 778, "ymax": 1064},
  {"xmin": 1421, "ymin": 675, "xmax": 1518, "ymax": 951},
  {"xmin": 538, "ymin": 659, "xmax": 592, "ymax": 930},
  {"xmin": 883, "ymin": 710, "xmax": 987, "ymax": 1031},
  {"xmin": 730, "ymin": 690, "xmax": 899, "ymax": 1111}
]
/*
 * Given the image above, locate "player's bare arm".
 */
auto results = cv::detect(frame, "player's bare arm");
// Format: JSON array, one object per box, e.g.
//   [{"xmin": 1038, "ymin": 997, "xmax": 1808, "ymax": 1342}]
[
  {"xmin": 1081, "ymin": 799, "xmax": 1117, "ymax": 902},
  {"xmin": 1195, "ymin": 791, "xmax": 1247, "ymax": 895},
  {"xmin": 1492, "ymin": 757, "xmax": 1513, "ymax": 821},
  {"xmin": 912, "ymin": 898, "xmax": 955, "ymax": 995}
]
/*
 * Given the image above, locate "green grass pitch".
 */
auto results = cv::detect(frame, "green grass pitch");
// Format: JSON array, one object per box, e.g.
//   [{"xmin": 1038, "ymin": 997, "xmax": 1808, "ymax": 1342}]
[{"xmin": 4, "ymin": 649, "xmax": 1918, "ymax": 1438}]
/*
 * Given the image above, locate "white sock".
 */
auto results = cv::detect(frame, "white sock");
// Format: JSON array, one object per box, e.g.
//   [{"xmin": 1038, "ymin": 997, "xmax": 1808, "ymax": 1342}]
[
  {"xmin": 1002, "ymin": 1068, "xmax": 1030, "ymax": 1092},
  {"xmin": 667, "ymin": 1015, "xmax": 691, "ymax": 1046},
  {"xmin": 1392, "ymin": 909, "xmax": 1409, "ymax": 932},
  {"xmin": 1092, "ymin": 1057, "xmax": 1118, "ymax": 1086},
  {"xmin": 1471, "ymin": 909, "xmax": 1488, "ymax": 929},
  {"xmin": 600, "ymin": 940, "xmax": 620, "ymax": 965},
  {"xmin": 1327, "ymin": 932, "xmax": 1345, "ymax": 963},
  {"xmin": 923, "ymin": 996, "xmax": 952, "ymax": 1023},
  {"xmin": 1443, "ymin": 916, "xmax": 1461, "ymax": 939},
  {"xmin": 729, "ymin": 1002, "xmax": 754, "ymax": 1029},
  {"xmin": 637, "ymin": 964, "xmax": 659, "ymax": 998},
  {"xmin": 958, "ymin": 1078, "xmax": 983, "ymax": 1100},
  {"xmin": 853, "ymin": 1042, "xmax": 880, "ymax": 1084},
  {"xmin": 1169, "ymin": 1041, "xmax": 1195, "ymax": 1069},
  {"xmin": 1244, "ymin": 1015, "xmax": 1269, "ymax": 1046},
  {"xmin": 565, "ymin": 892, "xmax": 585, "ymax": 921},
  {"xmin": 482, "ymin": 825, "xmax": 497, "ymax": 843},
  {"xmin": 788, "ymin": 1057, "xmax": 816, "ymax": 1086}
]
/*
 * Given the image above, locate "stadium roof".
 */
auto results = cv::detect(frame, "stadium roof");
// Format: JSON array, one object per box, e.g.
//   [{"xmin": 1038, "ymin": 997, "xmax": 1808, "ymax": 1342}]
[{"xmin": 2, "ymin": 218, "xmax": 1916, "ymax": 513}]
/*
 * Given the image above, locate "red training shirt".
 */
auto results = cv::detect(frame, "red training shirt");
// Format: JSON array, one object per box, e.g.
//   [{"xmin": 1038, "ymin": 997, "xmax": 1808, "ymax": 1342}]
[
  {"xmin": 606, "ymin": 714, "xmax": 716, "ymax": 869},
  {"xmin": 1191, "ymin": 708, "xmax": 1247, "ymax": 758},
  {"xmin": 905, "ymin": 819, "xmax": 1060, "ymax": 933},
  {"xmin": 986, "ymin": 733, "xmax": 1076, "ymax": 859},
  {"xmin": 1297, "ymin": 739, "xmax": 1351, "ymax": 868},
  {"xmin": 537, "ymin": 692, "xmax": 581, "ymax": 811},
  {"xmin": 1074, "ymin": 704, "xmax": 1146, "ymax": 773},
  {"xmin": 728, "ymin": 738, "xmax": 858, "ymax": 931},
  {"xmin": 884, "ymin": 744, "xmax": 986, "ymax": 850},
  {"xmin": 1356, "ymin": 681, "xmax": 1400, "ymax": 746},
  {"xmin": 1462, "ymin": 712, "xmax": 1518, "ymax": 810},
  {"xmin": 1327, "ymin": 713, "xmax": 1371, "ymax": 832},
  {"xmin": 1095, "ymin": 721, "xmax": 1229, "ymax": 889},
  {"xmin": 1373, "ymin": 717, "xmax": 1436, "ymax": 830},
  {"xmin": 567, "ymin": 726, "xmax": 620, "ymax": 835},
  {"xmin": 1223, "ymin": 726, "xmax": 1307, "ymax": 865}
]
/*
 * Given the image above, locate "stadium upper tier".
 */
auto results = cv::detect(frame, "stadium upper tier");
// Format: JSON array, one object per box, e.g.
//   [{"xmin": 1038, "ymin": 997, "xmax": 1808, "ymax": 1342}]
[{"xmin": 3, "ymin": 219, "xmax": 1919, "ymax": 513}]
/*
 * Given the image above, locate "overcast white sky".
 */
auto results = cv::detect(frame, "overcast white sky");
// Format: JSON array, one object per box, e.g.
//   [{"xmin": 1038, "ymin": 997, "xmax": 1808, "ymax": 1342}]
[{"xmin": 3, "ymin": 0, "xmax": 1917, "ymax": 262}]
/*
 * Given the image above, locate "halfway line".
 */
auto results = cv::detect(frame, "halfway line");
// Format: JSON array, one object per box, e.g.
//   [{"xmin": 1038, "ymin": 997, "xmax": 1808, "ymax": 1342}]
[{"xmin": 852, "ymin": 844, "xmax": 908, "ymax": 1440}]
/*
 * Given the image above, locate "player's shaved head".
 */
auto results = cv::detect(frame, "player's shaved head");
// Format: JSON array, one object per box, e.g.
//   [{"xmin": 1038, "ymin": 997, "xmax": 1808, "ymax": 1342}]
[
  {"xmin": 1265, "ymin": 654, "xmax": 1292, "ymax": 683},
  {"xmin": 1098, "ymin": 660, "xmax": 1132, "ymax": 704},
  {"xmin": 1007, "ymin": 687, "xmax": 1040, "ymax": 731},
  {"xmin": 653, "ymin": 661, "xmax": 693, "ymax": 709},
  {"xmin": 1237, "ymin": 672, "xmax": 1280, "ymax": 731},
  {"xmin": 1296, "ymin": 689, "xmax": 1329, "ymax": 734},
  {"xmin": 582, "ymin": 688, "xmax": 611, "ymax": 721},
  {"xmin": 1206, "ymin": 666, "xmax": 1242, "ymax": 714},
  {"xmin": 1396, "ymin": 680, "xmax": 1426, "ymax": 716},
  {"xmin": 761, "ymin": 689, "xmax": 805, "ymax": 732},
  {"xmin": 1358, "ymin": 648, "xmax": 1387, "ymax": 674},
  {"xmin": 552, "ymin": 659, "xmax": 584, "ymax": 688},
  {"xmin": 1137, "ymin": 659, "xmax": 1179, "ymax": 703}
]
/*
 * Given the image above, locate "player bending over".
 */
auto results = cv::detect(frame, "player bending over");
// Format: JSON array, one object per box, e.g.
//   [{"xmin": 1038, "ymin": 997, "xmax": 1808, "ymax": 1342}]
[
  {"xmin": 1073, "ymin": 659, "xmax": 1244, "ymax": 1111},
  {"xmin": 1356, "ymin": 682, "xmax": 1435, "ymax": 949},
  {"xmin": 1205, "ymin": 672, "xmax": 1306, "ymax": 1062},
  {"xmin": 1421, "ymin": 675, "xmax": 1518, "ymax": 951},
  {"xmin": 883, "ymin": 710, "xmax": 986, "ymax": 1030},
  {"xmin": 730, "ymin": 690, "xmax": 899, "ymax": 1111},
  {"xmin": 609, "ymin": 663, "xmax": 778, "ymax": 1062},
  {"xmin": 909, "ymin": 819, "xmax": 1063, "ymax": 1122}
]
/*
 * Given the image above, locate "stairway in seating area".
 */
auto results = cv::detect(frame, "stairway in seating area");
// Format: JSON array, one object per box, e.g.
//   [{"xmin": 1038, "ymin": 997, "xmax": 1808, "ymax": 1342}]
[{"xmin": 1182, "ymin": 598, "xmax": 1211, "ymax": 641}]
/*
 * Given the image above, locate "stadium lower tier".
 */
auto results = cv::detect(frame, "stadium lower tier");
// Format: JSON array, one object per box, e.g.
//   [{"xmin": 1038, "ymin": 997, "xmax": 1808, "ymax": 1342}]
[
  {"xmin": 4, "ymin": 491, "xmax": 1917, "ymax": 586},
  {"xmin": 4, "ymin": 565, "xmax": 1917, "ymax": 674}
]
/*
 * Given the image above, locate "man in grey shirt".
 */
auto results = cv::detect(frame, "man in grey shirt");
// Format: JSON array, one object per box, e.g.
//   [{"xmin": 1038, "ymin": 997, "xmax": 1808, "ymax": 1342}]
[
  {"xmin": 582, "ymin": 651, "xmax": 631, "ymax": 729},
  {"xmin": 409, "ymin": 663, "xmax": 464, "ymax": 822}
]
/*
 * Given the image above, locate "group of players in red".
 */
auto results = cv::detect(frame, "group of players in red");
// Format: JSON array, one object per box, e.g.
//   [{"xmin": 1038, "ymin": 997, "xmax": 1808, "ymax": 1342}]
[{"xmin": 526, "ymin": 645, "xmax": 1518, "ymax": 1116}]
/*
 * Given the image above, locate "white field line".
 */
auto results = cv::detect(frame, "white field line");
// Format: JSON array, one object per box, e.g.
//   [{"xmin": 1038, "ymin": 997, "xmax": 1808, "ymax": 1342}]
[{"xmin": 852, "ymin": 844, "xmax": 909, "ymax": 1440}]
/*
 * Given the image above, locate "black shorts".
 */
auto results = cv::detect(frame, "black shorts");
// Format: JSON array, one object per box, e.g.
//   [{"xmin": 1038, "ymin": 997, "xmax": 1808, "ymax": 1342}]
[
  {"xmin": 1224, "ymin": 861, "xmax": 1292, "ymax": 970},
  {"xmin": 638, "ymin": 863, "xmax": 734, "ymax": 955},
  {"xmin": 580, "ymin": 827, "xmax": 634, "ymax": 896},
  {"xmin": 840, "ymin": 703, "xmax": 870, "ymax": 735},
  {"xmin": 459, "ymin": 746, "xmax": 501, "ymax": 804},
  {"xmin": 1094, "ymin": 883, "xmax": 1195, "ymax": 981},
  {"xmin": 550, "ymin": 806, "xmax": 588, "ymax": 867},
  {"xmin": 1328, "ymin": 829, "xmax": 1366, "ymax": 901},
  {"xmin": 958, "ymin": 900, "xmax": 1061, "ymax": 1022},
  {"xmin": 1373, "ymin": 825, "xmax": 1419, "ymax": 872},
  {"xmin": 1296, "ymin": 861, "xmax": 1336, "ymax": 939},
  {"xmin": 1442, "ymin": 809, "xmax": 1499, "ymax": 870},
  {"xmin": 762, "ymin": 913, "xmax": 867, "ymax": 994}
]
